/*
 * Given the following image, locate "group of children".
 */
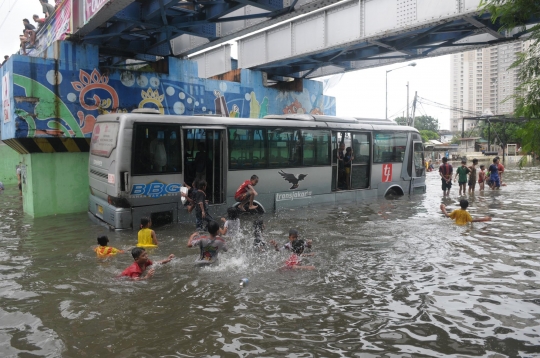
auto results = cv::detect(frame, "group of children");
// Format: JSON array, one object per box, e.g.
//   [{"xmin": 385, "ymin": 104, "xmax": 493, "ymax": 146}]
[
  {"xmin": 439, "ymin": 156, "xmax": 505, "ymax": 196},
  {"xmin": 181, "ymin": 175, "xmax": 259, "ymax": 232},
  {"xmin": 94, "ymin": 206, "xmax": 315, "ymax": 279}
]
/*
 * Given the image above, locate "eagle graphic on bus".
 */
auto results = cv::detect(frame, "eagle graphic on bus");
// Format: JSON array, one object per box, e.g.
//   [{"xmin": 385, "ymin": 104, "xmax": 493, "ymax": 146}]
[{"xmin": 279, "ymin": 170, "xmax": 307, "ymax": 189}]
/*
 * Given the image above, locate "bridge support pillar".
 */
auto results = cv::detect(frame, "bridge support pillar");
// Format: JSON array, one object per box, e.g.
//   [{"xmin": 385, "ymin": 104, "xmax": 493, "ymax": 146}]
[
  {"xmin": 0, "ymin": 144, "xmax": 21, "ymax": 185},
  {"xmin": 20, "ymin": 152, "xmax": 89, "ymax": 217}
]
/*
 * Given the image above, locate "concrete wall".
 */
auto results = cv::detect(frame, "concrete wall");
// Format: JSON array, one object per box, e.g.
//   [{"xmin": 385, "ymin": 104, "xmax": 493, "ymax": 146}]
[
  {"xmin": 0, "ymin": 144, "xmax": 20, "ymax": 184},
  {"xmin": 1, "ymin": 41, "xmax": 336, "ymax": 140},
  {"xmin": 21, "ymin": 152, "xmax": 89, "ymax": 217}
]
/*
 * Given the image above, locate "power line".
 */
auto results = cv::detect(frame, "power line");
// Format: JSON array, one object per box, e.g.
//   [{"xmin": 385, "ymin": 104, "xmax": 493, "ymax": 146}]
[{"xmin": 0, "ymin": 0, "xmax": 19, "ymax": 32}]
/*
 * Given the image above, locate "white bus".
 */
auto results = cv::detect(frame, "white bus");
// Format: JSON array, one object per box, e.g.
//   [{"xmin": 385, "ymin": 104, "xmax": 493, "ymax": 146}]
[{"xmin": 88, "ymin": 111, "xmax": 426, "ymax": 229}]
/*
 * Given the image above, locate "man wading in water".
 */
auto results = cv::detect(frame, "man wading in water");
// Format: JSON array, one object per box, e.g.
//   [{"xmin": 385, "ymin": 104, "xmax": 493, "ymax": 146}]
[{"xmin": 439, "ymin": 157, "xmax": 453, "ymax": 196}]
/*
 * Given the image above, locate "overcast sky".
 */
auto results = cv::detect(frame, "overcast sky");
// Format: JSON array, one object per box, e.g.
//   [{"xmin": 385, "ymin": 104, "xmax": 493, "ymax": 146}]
[
  {"xmin": 324, "ymin": 56, "xmax": 451, "ymax": 129},
  {"xmin": 0, "ymin": 0, "xmax": 452, "ymax": 129},
  {"xmin": 0, "ymin": 0, "xmax": 44, "ymax": 56}
]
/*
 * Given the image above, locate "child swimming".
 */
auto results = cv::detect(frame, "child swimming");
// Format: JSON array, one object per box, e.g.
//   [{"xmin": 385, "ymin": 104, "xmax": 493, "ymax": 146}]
[
  {"xmin": 440, "ymin": 200, "xmax": 491, "ymax": 226},
  {"xmin": 94, "ymin": 235, "xmax": 124, "ymax": 257},
  {"xmin": 137, "ymin": 217, "xmax": 158, "ymax": 248},
  {"xmin": 187, "ymin": 221, "xmax": 228, "ymax": 266},
  {"xmin": 281, "ymin": 239, "xmax": 315, "ymax": 270},
  {"xmin": 120, "ymin": 248, "xmax": 174, "ymax": 280},
  {"xmin": 270, "ymin": 228, "xmax": 312, "ymax": 252}
]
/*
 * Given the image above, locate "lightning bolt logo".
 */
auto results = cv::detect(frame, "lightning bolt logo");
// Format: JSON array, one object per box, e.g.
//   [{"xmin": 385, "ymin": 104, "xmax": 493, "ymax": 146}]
[{"xmin": 382, "ymin": 164, "xmax": 392, "ymax": 182}]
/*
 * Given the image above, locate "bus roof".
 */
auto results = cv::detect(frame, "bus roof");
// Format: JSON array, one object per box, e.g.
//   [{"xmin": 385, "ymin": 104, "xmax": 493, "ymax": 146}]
[{"xmin": 95, "ymin": 113, "xmax": 418, "ymax": 133}]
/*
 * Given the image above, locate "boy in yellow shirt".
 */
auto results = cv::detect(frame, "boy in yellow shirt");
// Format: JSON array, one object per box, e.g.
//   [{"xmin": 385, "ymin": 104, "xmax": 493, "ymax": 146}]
[
  {"xmin": 137, "ymin": 217, "xmax": 158, "ymax": 247},
  {"xmin": 440, "ymin": 200, "xmax": 491, "ymax": 225}
]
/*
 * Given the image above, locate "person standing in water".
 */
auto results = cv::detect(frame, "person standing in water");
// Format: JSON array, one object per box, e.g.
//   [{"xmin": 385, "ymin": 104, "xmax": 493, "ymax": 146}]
[
  {"xmin": 468, "ymin": 158, "xmax": 478, "ymax": 194},
  {"xmin": 488, "ymin": 158, "xmax": 501, "ymax": 190},
  {"xmin": 439, "ymin": 157, "xmax": 453, "ymax": 196}
]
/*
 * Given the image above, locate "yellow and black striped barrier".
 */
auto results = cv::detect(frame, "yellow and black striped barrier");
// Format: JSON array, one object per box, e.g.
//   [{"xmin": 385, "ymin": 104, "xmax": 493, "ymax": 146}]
[{"xmin": 3, "ymin": 138, "xmax": 91, "ymax": 154}]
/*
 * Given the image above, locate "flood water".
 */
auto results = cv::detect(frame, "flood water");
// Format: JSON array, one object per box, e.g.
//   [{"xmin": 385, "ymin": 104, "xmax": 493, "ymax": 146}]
[{"xmin": 1, "ymin": 164, "xmax": 540, "ymax": 357}]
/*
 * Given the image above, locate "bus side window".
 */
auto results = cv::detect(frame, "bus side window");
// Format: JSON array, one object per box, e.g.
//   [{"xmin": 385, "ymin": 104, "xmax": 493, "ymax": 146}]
[
  {"xmin": 374, "ymin": 132, "xmax": 408, "ymax": 163},
  {"xmin": 228, "ymin": 128, "xmax": 267, "ymax": 170},
  {"xmin": 133, "ymin": 124, "xmax": 182, "ymax": 175},
  {"xmin": 303, "ymin": 130, "xmax": 330, "ymax": 166}
]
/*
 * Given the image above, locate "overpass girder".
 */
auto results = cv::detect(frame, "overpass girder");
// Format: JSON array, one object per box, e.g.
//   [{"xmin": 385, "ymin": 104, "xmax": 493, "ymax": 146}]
[
  {"xmin": 173, "ymin": 0, "xmax": 345, "ymax": 55},
  {"xmin": 237, "ymin": 0, "xmax": 537, "ymax": 78}
]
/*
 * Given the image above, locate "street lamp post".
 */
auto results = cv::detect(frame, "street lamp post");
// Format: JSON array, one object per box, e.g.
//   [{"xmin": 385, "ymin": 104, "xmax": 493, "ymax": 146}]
[{"xmin": 386, "ymin": 62, "xmax": 417, "ymax": 120}]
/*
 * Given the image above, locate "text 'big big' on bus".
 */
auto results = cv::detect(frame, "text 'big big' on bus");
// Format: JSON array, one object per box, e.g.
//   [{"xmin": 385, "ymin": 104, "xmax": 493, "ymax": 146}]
[{"xmin": 88, "ymin": 110, "xmax": 426, "ymax": 229}]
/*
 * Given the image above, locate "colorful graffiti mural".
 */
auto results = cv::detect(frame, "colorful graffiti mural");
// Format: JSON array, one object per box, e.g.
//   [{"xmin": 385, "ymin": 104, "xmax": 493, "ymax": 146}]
[{"xmin": 3, "ymin": 46, "xmax": 335, "ymax": 139}]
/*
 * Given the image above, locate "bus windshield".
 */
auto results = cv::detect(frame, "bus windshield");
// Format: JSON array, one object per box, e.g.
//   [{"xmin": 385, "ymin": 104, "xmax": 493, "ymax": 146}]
[{"xmin": 90, "ymin": 122, "xmax": 120, "ymax": 158}]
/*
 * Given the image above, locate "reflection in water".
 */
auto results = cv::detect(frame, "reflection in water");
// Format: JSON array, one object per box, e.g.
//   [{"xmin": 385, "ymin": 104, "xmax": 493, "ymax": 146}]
[{"xmin": 0, "ymin": 166, "xmax": 540, "ymax": 356}]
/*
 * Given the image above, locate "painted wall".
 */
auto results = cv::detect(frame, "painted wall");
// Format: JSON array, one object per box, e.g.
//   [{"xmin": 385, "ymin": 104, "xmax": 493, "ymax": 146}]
[
  {"xmin": 21, "ymin": 152, "xmax": 89, "ymax": 217},
  {"xmin": 0, "ymin": 144, "xmax": 20, "ymax": 184},
  {"xmin": 1, "ymin": 41, "xmax": 336, "ymax": 140}
]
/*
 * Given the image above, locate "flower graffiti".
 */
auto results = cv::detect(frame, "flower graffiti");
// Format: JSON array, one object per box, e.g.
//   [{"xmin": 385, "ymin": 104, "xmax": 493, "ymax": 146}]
[
  {"xmin": 138, "ymin": 88, "xmax": 165, "ymax": 114},
  {"xmin": 283, "ymin": 99, "xmax": 305, "ymax": 115},
  {"xmin": 71, "ymin": 69, "xmax": 120, "ymax": 134}
]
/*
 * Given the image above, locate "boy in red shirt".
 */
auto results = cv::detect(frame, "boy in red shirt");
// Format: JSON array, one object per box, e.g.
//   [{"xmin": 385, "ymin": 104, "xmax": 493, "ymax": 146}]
[
  {"xmin": 120, "ymin": 248, "xmax": 174, "ymax": 280},
  {"xmin": 234, "ymin": 174, "xmax": 259, "ymax": 211},
  {"xmin": 439, "ymin": 157, "xmax": 453, "ymax": 196},
  {"xmin": 282, "ymin": 239, "xmax": 315, "ymax": 270}
]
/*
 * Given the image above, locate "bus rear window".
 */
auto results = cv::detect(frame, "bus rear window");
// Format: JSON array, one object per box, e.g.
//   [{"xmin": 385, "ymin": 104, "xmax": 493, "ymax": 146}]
[{"xmin": 90, "ymin": 123, "xmax": 120, "ymax": 158}]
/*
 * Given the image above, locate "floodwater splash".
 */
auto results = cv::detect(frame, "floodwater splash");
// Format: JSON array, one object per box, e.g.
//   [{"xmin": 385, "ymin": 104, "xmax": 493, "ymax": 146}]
[{"xmin": 0, "ymin": 165, "xmax": 539, "ymax": 356}]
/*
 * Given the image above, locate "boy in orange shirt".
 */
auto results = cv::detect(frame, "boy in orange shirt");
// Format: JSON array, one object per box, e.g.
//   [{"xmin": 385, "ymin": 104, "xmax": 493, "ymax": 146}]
[{"xmin": 94, "ymin": 235, "xmax": 124, "ymax": 257}]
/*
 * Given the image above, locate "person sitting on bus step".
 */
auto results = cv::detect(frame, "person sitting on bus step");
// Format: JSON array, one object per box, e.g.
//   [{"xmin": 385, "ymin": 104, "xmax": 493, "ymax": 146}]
[
  {"xmin": 440, "ymin": 200, "xmax": 491, "ymax": 226},
  {"xmin": 220, "ymin": 207, "xmax": 240, "ymax": 237},
  {"xmin": 187, "ymin": 221, "xmax": 228, "ymax": 266},
  {"xmin": 181, "ymin": 179, "xmax": 199, "ymax": 214},
  {"xmin": 94, "ymin": 235, "xmax": 125, "ymax": 257},
  {"xmin": 269, "ymin": 228, "xmax": 312, "ymax": 252},
  {"xmin": 195, "ymin": 180, "xmax": 214, "ymax": 231},
  {"xmin": 119, "ymin": 248, "xmax": 174, "ymax": 280},
  {"xmin": 344, "ymin": 147, "xmax": 354, "ymax": 190},
  {"xmin": 137, "ymin": 217, "xmax": 158, "ymax": 248},
  {"xmin": 234, "ymin": 175, "xmax": 259, "ymax": 211}
]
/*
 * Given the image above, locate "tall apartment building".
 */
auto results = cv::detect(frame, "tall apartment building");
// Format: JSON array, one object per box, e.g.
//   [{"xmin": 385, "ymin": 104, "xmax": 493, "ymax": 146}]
[{"xmin": 450, "ymin": 42, "xmax": 525, "ymax": 132}]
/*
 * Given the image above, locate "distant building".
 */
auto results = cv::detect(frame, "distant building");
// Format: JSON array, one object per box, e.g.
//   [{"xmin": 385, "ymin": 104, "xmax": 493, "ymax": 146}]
[{"xmin": 449, "ymin": 42, "xmax": 528, "ymax": 132}]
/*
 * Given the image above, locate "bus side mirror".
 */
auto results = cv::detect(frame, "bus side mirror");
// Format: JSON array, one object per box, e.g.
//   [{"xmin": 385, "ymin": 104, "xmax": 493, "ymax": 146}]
[{"xmin": 122, "ymin": 172, "xmax": 130, "ymax": 193}]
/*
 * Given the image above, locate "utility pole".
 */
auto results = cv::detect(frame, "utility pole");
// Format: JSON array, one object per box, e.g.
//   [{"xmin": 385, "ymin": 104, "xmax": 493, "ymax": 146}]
[
  {"xmin": 411, "ymin": 91, "xmax": 417, "ymax": 128},
  {"xmin": 406, "ymin": 82, "xmax": 410, "ymax": 126}
]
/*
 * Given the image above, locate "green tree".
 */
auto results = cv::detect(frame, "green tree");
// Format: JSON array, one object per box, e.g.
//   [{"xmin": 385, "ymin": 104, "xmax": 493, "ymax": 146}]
[
  {"xmin": 394, "ymin": 115, "xmax": 439, "ymax": 131},
  {"xmin": 419, "ymin": 130, "xmax": 440, "ymax": 143},
  {"xmin": 395, "ymin": 116, "xmax": 407, "ymax": 126},
  {"xmin": 481, "ymin": 0, "xmax": 540, "ymax": 155},
  {"xmin": 477, "ymin": 121, "xmax": 524, "ymax": 146}
]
